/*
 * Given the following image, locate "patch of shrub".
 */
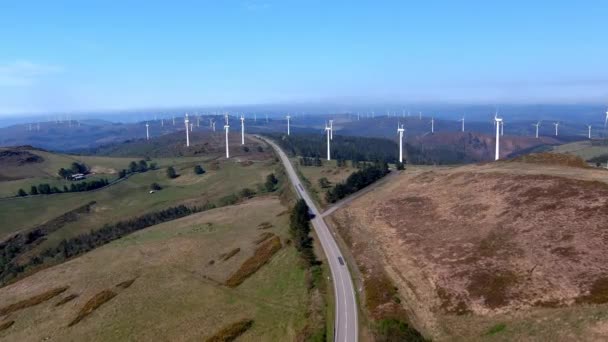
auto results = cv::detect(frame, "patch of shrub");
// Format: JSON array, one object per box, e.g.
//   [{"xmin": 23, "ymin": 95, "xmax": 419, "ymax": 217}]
[
  {"xmin": 0, "ymin": 320, "xmax": 15, "ymax": 332},
  {"xmin": 221, "ymin": 248, "xmax": 241, "ymax": 261},
  {"xmin": 116, "ymin": 278, "xmax": 137, "ymax": 289},
  {"xmin": 55, "ymin": 294, "xmax": 79, "ymax": 306},
  {"xmin": 0, "ymin": 286, "xmax": 68, "ymax": 316},
  {"xmin": 225, "ymin": 236, "xmax": 282, "ymax": 287},
  {"xmin": 69, "ymin": 289, "xmax": 117, "ymax": 327},
  {"xmin": 375, "ymin": 318, "xmax": 426, "ymax": 342},
  {"xmin": 194, "ymin": 165, "xmax": 205, "ymax": 175},
  {"xmin": 205, "ymin": 319, "xmax": 254, "ymax": 342}
]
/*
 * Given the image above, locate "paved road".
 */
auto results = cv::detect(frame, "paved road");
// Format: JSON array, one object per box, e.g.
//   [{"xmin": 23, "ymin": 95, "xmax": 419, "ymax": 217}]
[{"xmin": 261, "ymin": 137, "xmax": 358, "ymax": 342}]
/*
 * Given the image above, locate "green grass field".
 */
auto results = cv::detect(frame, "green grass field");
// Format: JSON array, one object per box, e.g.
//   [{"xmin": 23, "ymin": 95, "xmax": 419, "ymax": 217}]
[
  {"xmin": 0, "ymin": 157, "xmax": 276, "ymax": 242},
  {"xmin": 292, "ymin": 158, "xmax": 356, "ymax": 209},
  {"xmin": 0, "ymin": 146, "xmax": 218, "ymax": 198},
  {"xmin": 551, "ymin": 140, "xmax": 608, "ymax": 161},
  {"xmin": 0, "ymin": 197, "xmax": 310, "ymax": 341}
]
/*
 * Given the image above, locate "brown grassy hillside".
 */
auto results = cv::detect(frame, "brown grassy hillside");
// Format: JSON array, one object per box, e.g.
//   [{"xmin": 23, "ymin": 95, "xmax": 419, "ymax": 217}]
[{"xmin": 329, "ymin": 162, "xmax": 608, "ymax": 341}]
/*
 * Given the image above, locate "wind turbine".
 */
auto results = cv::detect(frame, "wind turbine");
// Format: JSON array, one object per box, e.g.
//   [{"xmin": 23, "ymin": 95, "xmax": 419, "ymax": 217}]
[
  {"xmin": 161, "ymin": 118, "xmax": 164, "ymax": 127},
  {"xmin": 500, "ymin": 120, "xmax": 504, "ymax": 136},
  {"xmin": 460, "ymin": 116, "xmax": 465, "ymax": 132},
  {"xmin": 197, "ymin": 115, "xmax": 200, "ymax": 127},
  {"xmin": 430, "ymin": 118, "xmax": 435, "ymax": 134},
  {"xmin": 185, "ymin": 114, "xmax": 190, "ymax": 147},
  {"xmin": 240, "ymin": 115, "xmax": 245, "ymax": 145},
  {"xmin": 190, "ymin": 123, "xmax": 193, "ymax": 132},
  {"xmin": 325, "ymin": 122, "xmax": 332, "ymax": 161},
  {"xmin": 419, "ymin": 111, "xmax": 422, "ymax": 120},
  {"xmin": 286, "ymin": 114, "xmax": 291, "ymax": 135},
  {"xmin": 173, "ymin": 115, "xmax": 175, "ymax": 126},
  {"xmin": 329, "ymin": 119, "xmax": 333, "ymax": 140},
  {"xmin": 224, "ymin": 121, "xmax": 230, "ymax": 158},
  {"xmin": 554, "ymin": 122, "xmax": 559, "ymax": 136},
  {"xmin": 212, "ymin": 120, "xmax": 216, "ymax": 132},
  {"xmin": 533, "ymin": 121, "xmax": 541, "ymax": 138},
  {"xmin": 587, "ymin": 124, "xmax": 592, "ymax": 139},
  {"xmin": 398, "ymin": 123, "xmax": 405, "ymax": 163},
  {"xmin": 494, "ymin": 113, "xmax": 502, "ymax": 160},
  {"xmin": 605, "ymin": 108, "xmax": 608, "ymax": 128},
  {"xmin": 146, "ymin": 122, "xmax": 150, "ymax": 140}
]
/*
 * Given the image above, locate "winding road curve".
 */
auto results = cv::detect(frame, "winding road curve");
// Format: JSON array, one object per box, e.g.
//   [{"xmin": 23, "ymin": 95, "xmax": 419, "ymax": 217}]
[{"xmin": 260, "ymin": 136, "xmax": 358, "ymax": 342}]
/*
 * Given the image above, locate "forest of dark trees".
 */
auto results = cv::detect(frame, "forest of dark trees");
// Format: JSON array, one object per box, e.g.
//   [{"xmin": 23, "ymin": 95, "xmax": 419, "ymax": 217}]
[
  {"xmin": 265, "ymin": 133, "xmax": 475, "ymax": 165},
  {"xmin": 325, "ymin": 162, "xmax": 390, "ymax": 203},
  {"xmin": 266, "ymin": 133, "xmax": 399, "ymax": 164}
]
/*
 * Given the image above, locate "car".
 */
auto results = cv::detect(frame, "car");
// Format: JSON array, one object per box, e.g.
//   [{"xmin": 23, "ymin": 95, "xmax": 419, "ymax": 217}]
[{"xmin": 338, "ymin": 257, "xmax": 345, "ymax": 265}]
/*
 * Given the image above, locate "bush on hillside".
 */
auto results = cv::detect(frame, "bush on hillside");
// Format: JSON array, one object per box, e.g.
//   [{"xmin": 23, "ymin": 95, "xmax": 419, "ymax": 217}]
[
  {"xmin": 194, "ymin": 165, "xmax": 205, "ymax": 175},
  {"xmin": 166, "ymin": 166, "xmax": 178, "ymax": 179}
]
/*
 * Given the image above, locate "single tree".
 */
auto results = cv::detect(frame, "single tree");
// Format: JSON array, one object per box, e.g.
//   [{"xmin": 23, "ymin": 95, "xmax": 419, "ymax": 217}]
[
  {"xmin": 30, "ymin": 185, "xmax": 38, "ymax": 195},
  {"xmin": 129, "ymin": 161, "xmax": 138, "ymax": 173},
  {"xmin": 166, "ymin": 166, "xmax": 178, "ymax": 179},
  {"xmin": 17, "ymin": 188, "xmax": 27, "ymax": 197},
  {"xmin": 318, "ymin": 177, "xmax": 331, "ymax": 188},
  {"xmin": 150, "ymin": 183, "xmax": 162, "ymax": 191},
  {"xmin": 194, "ymin": 165, "xmax": 205, "ymax": 175},
  {"xmin": 265, "ymin": 173, "xmax": 278, "ymax": 192}
]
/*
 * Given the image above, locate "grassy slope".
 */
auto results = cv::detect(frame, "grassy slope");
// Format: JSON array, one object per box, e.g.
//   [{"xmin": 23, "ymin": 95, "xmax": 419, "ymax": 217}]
[
  {"xmin": 0, "ymin": 145, "xmax": 214, "ymax": 197},
  {"xmin": 0, "ymin": 198, "xmax": 309, "ymax": 341},
  {"xmin": 328, "ymin": 161, "xmax": 608, "ymax": 341},
  {"xmin": 292, "ymin": 158, "xmax": 355, "ymax": 209},
  {"xmin": 551, "ymin": 140, "xmax": 608, "ymax": 161},
  {"xmin": 0, "ymin": 158, "xmax": 274, "ymax": 241}
]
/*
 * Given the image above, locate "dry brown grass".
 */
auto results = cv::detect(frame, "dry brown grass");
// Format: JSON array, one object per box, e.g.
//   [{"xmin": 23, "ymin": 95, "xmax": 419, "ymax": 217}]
[
  {"xmin": 0, "ymin": 286, "xmax": 68, "ymax": 316},
  {"xmin": 204, "ymin": 319, "xmax": 254, "ymax": 342},
  {"xmin": 225, "ymin": 236, "xmax": 282, "ymax": 287},
  {"xmin": 115, "ymin": 278, "xmax": 137, "ymax": 289},
  {"xmin": 0, "ymin": 320, "xmax": 14, "ymax": 332},
  {"xmin": 510, "ymin": 152, "xmax": 589, "ymax": 168},
  {"xmin": 55, "ymin": 294, "xmax": 79, "ymax": 307},
  {"xmin": 68, "ymin": 290, "xmax": 117, "ymax": 327},
  {"xmin": 220, "ymin": 248, "xmax": 241, "ymax": 261},
  {"xmin": 254, "ymin": 232, "xmax": 274, "ymax": 245}
]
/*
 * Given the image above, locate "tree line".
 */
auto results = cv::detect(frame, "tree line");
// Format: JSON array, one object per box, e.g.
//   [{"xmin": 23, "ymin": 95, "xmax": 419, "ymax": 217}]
[
  {"xmin": 325, "ymin": 162, "xmax": 389, "ymax": 203},
  {"xmin": 0, "ymin": 204, "xmax": 202, "ymax": 284},
  {"xmin": 18, "ymin": 178, "xmax": 110, "ymax": 197},
  {"xmin": 289, "ymin": 199, "xmax": 318, "ymax": 268}
]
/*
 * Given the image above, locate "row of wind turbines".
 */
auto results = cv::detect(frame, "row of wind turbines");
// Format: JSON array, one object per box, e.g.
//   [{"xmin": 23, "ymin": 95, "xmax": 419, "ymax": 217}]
[{"xmin": 141, "ymin": 108, "xmax": 608, "ymax": 164}]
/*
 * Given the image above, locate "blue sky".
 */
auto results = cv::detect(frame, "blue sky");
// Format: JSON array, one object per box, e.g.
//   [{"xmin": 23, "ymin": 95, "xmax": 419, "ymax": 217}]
[{"xmin": 0, "ymin": 1, "xmax": 607, "ymax": 114}]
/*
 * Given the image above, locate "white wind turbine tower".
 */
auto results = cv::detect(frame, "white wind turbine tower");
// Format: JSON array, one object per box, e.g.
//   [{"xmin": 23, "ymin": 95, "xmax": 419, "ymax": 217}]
[
  {"xmin": 190, "ymin": 123, "xmax": 193, "ymax": 132},
  {"xmin": 146, "ymin": 122, "xmax": 150, "ymax": 140},
  {"xmin": 161, "ymin": 118, "xmax": 164, "ymax": 127},
  {"xmin": 398, "ymin": 123, "xmax": 405, "ymax": 163},
  {"xmin": 240, "ymin": 115, "xmax": 245, "ymax": 145},
  {"xmin": 357, "ymin": 112, "xmax": 360, "ymax": 120},
  {"xmin": 212, "ymin": 120, "xmax": 216, "ymax": 132},
  {"xmin": 224, "ymin": 121, "xmax": 230, "ymax": 158},
  {"xmin": 494, "ymin": 113, "xmax": 502, "ymax": 160},
  {"xmin": 329, "ymin": 120, "xmax": 333, "ymax": 140},
  {"xmin": 197, "ymin": 115, "xmax": 200, "ymax": 127},
  {"xmin": 419, "ymin": 111, "xmax": 422, "ymax": 120},
  {"xmin": 533, "ymin": 121, "xmax": 540, "ymax": 138},
  {"xmin": 460, "ymin": 116, "xmax": 465, "ymax": 132},
  {"xmin": 587, "ymin": 124, "xmax": 592, "ymax": 139},
  {"xmin": 554, "ymin": 122, "xmax": 559, "ymax": 136},
  {"xmin": 184, "ymin": 114, "xmax": 190, "ymax": 147},
  {"xmin": 254, "ymin": 113, "xmax": 257, "ymax": 123},
  {"xmin": 430, "ymin": 117, "xmax": 435, "ymax": 134},
  {"xmin": 325, "ymin": 122, "xmax": 332, "ymax": 161},
  {"xmin": 173, "ymin": 115, "xmax": 175, "ymax": 126},
  {"xmin": 605, "ymin": 108, "xmax": 608, "ymax": 128},
  {"xmin": 286, "ymin": 114, "xmax": 291, "ymax": 135}
]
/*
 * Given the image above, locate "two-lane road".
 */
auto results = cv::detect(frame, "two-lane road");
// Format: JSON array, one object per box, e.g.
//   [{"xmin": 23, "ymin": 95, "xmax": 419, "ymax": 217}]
[{"xmin": 261, "ymin": 137, "xmax": 358, "ymax": 342}]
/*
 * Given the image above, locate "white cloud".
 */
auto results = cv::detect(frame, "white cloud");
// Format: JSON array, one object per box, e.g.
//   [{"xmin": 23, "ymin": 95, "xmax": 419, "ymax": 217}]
[{"xmin": 0, "ymin": 60, "xmax": 63, "ymax": 87}]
